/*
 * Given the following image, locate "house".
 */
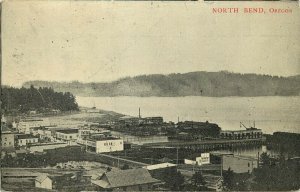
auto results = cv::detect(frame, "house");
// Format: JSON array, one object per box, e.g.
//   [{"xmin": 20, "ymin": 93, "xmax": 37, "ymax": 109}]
[
  {"xmin": 55, "ymin": 129, "xmax": 79, "ymax": 144},
  {"xmin": 143, "ymin": 163, "xmax": 177, "ymax": 180},
  {"xmin": 85, "ymin": 135, "xmax": 124, "ymax": 153},
  {"xmin": 203, "ymin": 174, "xmax": 223, "ymax": 191},
  {"xmin": 17, "ymin": 134, "xmax": 39, "ymax": 146},
  {"xmin": 35, "ymin": 174, "xmax": 53, "ymax": 190},
  {"xmin": 35, "ymin": 173, "xmax": 92, "ymax": 191},
  {"xmin": 92, "ymin": 168, "xmax": 161, "ymax": 191},
  {"xmin": 222, "ymin": 155, "xmax": 258, "ymax": 173},
  {"xmin": 1, "ymin": 132, "xmax": 15, "ymax": 149}
]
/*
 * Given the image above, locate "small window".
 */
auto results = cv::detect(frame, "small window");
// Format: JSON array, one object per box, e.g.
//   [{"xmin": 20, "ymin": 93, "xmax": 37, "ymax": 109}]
[{"xmin": 248, "ymin": 163, "xmax": 250, "ymax": 167}]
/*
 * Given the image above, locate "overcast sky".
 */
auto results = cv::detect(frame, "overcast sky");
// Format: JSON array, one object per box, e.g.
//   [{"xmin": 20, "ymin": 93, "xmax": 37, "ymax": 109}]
[{"xmin": 2, "ymin": 1, "xmax": 300, "ymax": 87}]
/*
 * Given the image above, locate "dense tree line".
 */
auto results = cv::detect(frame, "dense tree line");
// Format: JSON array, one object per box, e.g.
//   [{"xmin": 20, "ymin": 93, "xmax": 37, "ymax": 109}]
[
  {"xmin": 1, "ymin": 85, "xmax": 79, "ymax": 114},
  {"xmin": 23, "ymin": 71, "xmax": 300, "ymax": 97},
  {"xmin": 252, "ymin": 152, "xmax": 300, "ymax": 191},
  {"xmin": 265, "ymin": 132, "xmax": 300, "ymax": 157}
]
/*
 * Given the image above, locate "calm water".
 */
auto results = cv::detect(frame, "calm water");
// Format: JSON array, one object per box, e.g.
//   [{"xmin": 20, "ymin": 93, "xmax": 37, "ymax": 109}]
[{"xmin": 76, "ymin": 96, "xmax": 300, "ymax": 134}]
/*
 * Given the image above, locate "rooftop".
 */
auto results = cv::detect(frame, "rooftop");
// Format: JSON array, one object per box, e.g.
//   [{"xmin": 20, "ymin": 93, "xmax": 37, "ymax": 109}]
[
  {"xmin": 17, "ymin": 134, "xmax": 39, "ymax": 139},
  {"xmin": 94, "ymin": 168, "xmax": 160, "ymax": 188},
  {"xmin": 56, "ymin": 129, "xmax": 79, "ymax": 134},
  {"xmin": 88, "ymin": 136, "xmax": 122, "ymax": 142},
  {"xmin": 224, "ymin": 154, "xmax": 258, "ymax": 161},
  {"xmin": 221, "ymin": 129, "xmax": 262, "ymax": 133},
  {"xmin": 143, "ymin": 163, "xmax": 176, "ymax": 170}
]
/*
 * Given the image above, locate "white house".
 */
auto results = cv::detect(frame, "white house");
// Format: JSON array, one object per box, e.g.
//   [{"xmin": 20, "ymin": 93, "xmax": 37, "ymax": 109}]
[
  {"xmin": 17, "ymin": 134, "xmax": 39, "ymax": 146},
  {"xmin": 35, "ymin": 174, "xmax": 53, "ymax": 190}
]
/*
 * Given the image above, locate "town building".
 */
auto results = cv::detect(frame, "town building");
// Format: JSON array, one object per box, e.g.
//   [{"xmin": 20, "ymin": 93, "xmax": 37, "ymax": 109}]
[
  {"xmin": 1, "ymin": 132, "xmax": 15, "ymax": 149},
  {"xmin": 222, "ymin": 154, "xmax": 258, "ymax": 173},
  {"xmin": 220, "ymin": 128, "xmax": 262, "ymax": 140},
  {"xmin": 91, "ymin": 168, "xmax": 161, "ymax": 191},
  {"xmin": 85, "ymin": 135, "xmax": 124, "ymax": 153},
  {"xmin": 17, "ymin": 134, "xmax": 39, "ymax": 146},
  {"xmin": 17, "ymin": 118, "xmax": 51, "ymax": 134},
  {"xmin": 55, "ymin": 129, "xmax": 79, "ymax": 144},
  {"xmin": 184, "ymin": 153, "xmax": 210, "ymax": 166}
]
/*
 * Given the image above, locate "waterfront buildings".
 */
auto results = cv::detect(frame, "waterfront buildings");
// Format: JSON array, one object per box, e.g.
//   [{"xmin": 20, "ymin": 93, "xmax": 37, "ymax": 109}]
[
  {"xmin": 176, "ymin": 121, "xmax": 221, "ymax": 138},
  {"xmin": 222, "ymin": 154, "xmax": 258, "ymax": 173},
  {"xmin": 220, "ymin": 127, "xmax": 262, "ymax": 140}
]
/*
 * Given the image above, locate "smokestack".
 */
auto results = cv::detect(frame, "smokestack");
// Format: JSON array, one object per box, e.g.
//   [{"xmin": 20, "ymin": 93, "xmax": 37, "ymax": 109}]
[{"xmin": 139, "ymin": 107, "xmax": 141, "ymax": 118}]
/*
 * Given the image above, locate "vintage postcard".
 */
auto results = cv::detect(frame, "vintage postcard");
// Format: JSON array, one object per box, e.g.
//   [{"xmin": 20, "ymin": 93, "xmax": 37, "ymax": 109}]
[{"xmin": 1, "ymin": 0, "xmax": 299, "ymax": 191}]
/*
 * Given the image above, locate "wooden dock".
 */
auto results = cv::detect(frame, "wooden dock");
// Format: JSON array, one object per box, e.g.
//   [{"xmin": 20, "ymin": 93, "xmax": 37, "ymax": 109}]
[{"xmin": 141, "ymin": 138, "xmax": 264, "ymax": 150}]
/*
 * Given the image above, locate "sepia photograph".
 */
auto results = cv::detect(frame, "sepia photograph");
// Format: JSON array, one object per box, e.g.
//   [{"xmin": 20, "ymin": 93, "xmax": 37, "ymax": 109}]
[{"xmin": 1, "ymin": 0, "xmax": 300, "ymax": 191}]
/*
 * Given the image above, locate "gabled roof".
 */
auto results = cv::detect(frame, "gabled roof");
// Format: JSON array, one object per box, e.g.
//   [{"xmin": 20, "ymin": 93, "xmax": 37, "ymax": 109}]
[
  {"xmin": 203, "ymin": 174, "xmax": 223, "ymax": 189},
  {"xmin": 96, "ymin": 168, "xmax": 160, "ymax": 188},
  {"xmin": 35, "ymin": 174, "xmax": 50, "ymax": 183}
]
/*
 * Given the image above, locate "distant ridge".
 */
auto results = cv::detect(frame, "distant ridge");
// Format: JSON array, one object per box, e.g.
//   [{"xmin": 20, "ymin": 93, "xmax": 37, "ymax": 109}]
[{"xmin": 23, "ymin": 71, "xmax": 300, "ymax": 97}]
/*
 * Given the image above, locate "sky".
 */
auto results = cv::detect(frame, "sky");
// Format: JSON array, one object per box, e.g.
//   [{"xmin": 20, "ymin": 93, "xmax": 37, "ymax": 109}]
[{"xmin": 2, "ymin": 0, "xmax": 300, "ymax": 87}]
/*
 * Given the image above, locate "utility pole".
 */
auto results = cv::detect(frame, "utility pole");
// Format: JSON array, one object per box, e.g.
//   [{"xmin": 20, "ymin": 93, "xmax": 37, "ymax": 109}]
[
  {"xmin": 221, "ymin": 155, "xmax": 223, "ymax": 177},
  {"xmin": 176, "ymin": 147, "xmax": 179, "ymax": 165}
]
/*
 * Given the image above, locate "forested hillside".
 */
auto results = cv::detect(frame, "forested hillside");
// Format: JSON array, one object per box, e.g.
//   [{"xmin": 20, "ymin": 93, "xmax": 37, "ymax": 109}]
[
  {"xmin": 23, "ymin": 71, "xmax": 300, "ymax": 97},
  {"xmin": 1, "ymin": 85, "xmax": 79, "ymax": 113}
]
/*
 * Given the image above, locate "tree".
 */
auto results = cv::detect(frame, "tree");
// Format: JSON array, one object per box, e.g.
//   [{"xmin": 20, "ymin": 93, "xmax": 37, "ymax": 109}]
[
  {"xmin": 190, "ymin": 171, "xmax": 208, "ymax": 191},
  {"xmin": 223, "ymin": 168, "xmax": 234, "ymax": 190},
  {"xmin": 161, "ymin": 169, "xmax": 184, "ymax": 191},
  {"xmin": 121, "ymin": 164, "xmax": 130, "ymax": 170},
  {"xmin": 260, "ymin": 152, "xmax": 271, "ymax": 167}
]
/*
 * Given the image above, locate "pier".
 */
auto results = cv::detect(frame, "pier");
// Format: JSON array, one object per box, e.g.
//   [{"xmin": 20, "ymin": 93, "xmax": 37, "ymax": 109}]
[{"xmin": 141, "ymin": 138, "xmax": 264, "ymax": 151}]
